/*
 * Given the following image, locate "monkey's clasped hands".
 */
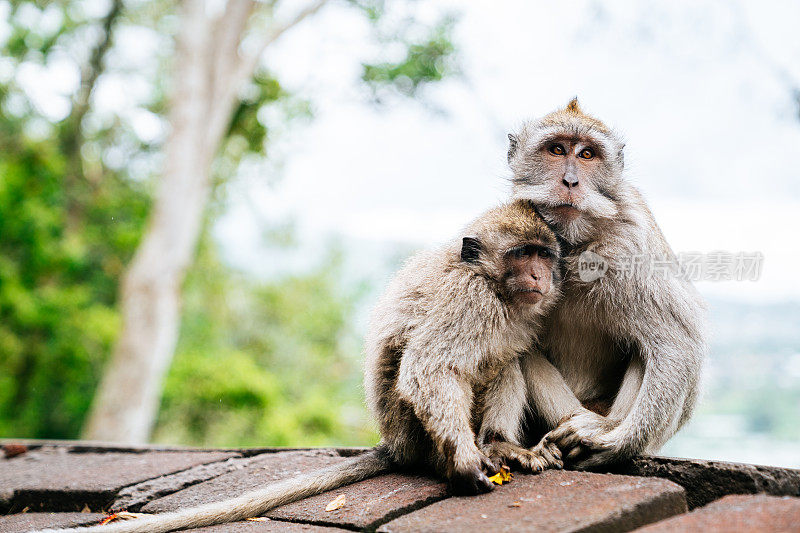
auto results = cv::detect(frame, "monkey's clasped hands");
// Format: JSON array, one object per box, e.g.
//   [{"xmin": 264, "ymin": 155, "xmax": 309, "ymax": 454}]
[{"xmin": 542, "ymin": 408, "xmax": 623, "ymax": 469}]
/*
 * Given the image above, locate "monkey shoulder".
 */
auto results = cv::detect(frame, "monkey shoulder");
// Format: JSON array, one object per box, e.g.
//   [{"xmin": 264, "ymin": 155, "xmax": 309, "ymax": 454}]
[{"xmin": 557, "ymin": 191, "xmax": 706, "ymax": 345}]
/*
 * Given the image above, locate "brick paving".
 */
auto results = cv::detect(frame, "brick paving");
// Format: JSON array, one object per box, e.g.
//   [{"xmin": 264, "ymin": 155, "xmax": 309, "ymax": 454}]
[
  {"xmin": 637, "ymin": 494, "xmax": 800, "ymax": 532},
  {"xmin": 377, "ymin": 470, "xmax": 686, "ymax": 533},
  {"xmin": 1, "ymin": 441, "xmax": 798, "ymax": 532}
]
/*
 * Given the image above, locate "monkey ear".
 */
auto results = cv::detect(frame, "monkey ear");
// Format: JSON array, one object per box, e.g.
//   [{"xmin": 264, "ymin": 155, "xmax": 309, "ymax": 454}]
[
  {"xmin": 461, "ymin": 237, "xmax": 482, "ymax": 263},
  {"xmin": 566, "ymin": 97, "xmax": 581, "ymax": 112},
  {"xmin": 507, "ymin": 133, "xmax": 519, "ymax": 164}
]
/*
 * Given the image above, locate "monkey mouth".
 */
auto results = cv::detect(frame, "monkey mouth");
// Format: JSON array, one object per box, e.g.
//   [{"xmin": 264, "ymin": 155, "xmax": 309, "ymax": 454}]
[
  {"xmin": 552, "ymin": 203, "xmax": 582, "ymax": 221},
  {"xmin": 515, "ymin": 288, "xmax": 543, "ymax": 304}
]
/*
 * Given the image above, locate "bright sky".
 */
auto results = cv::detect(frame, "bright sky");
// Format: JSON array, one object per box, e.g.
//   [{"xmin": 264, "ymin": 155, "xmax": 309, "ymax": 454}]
[
  {"xmin": 7, "ymin": 0, "xmax": 799, "ymax": 301},
  {"xmin": 215, "ymin": 0, "xmax": 800, "ymax": 302}
]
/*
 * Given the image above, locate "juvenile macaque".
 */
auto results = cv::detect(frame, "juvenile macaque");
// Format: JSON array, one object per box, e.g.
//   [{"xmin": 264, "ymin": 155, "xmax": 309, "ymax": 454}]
[
  {"xmin": 365, "ymin": 198, "xmax": 563, "ymax": 493},
  {"xmin": 485, "ymin": 98, "xmax": 707, "ymax": 468},
  {"xmin": 49, "ymin": 200, "xmax": 562, "ymax": 533}
]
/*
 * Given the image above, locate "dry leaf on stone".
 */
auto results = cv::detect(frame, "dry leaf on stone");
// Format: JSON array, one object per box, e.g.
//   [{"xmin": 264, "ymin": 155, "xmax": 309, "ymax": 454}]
[
  {"xmin": 2, "ymin": 444, "xmax": 28, "ymax": 458},
  {"xmin": 98, "ymin": 512, "xmax": 150, "ymax": 525},
  {"xmin": 246, "ymin": 517, "xmax": 270, "ymax": 522},
  {"xmin": 325, "ymin": 493, "xmax": 347, "ymax": 511},
  {"xmin": 487, "ymin": 466, "xmax": 512, "ymax": 485}
]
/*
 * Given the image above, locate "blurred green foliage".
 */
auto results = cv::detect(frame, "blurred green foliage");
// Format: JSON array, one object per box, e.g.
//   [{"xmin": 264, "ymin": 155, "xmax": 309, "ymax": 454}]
[
  {"xmin": 362, "ymin": 18, "xmax": 457, "ymax": 98},
  {"xmin": 0, "ymin": 0, "xmax": 453, "ymax": 446},
  {"xmin": 0, "ymin": 137, "xmax": 149, "ymax": 439},
  {"xmin": 154, "ymin": 241, "xmax": 376, "ymax": 447}
]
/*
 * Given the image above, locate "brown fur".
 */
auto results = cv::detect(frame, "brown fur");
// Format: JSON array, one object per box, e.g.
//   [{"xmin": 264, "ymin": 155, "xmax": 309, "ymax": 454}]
[
  {"xmin": 364, "ymin": 199, "xmax": 563, "ymax": 489},
  {"xmin": 48, "ymin": 201, "xmax": 563, "ymax": 533}
]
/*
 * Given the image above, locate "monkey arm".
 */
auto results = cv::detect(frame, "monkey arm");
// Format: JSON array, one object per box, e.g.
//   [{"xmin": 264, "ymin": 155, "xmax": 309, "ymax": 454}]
[
  {"xmin": 588, "ymin": 271, "xmax": 706, "ymax": 464},
  {"xmin": 395, "ymin": 346, "xmax": 497, "ymax": 494},
  {"xmin": 520, "ymin": 350, "xmax": 583, "ymax": 428},
  {"xmin": 548, "ymin": 278, "xmax": 706, "ymax": 468},
  {"xmin": 395, "ymin": 349, "xmax": 483, "ymax": 468}
]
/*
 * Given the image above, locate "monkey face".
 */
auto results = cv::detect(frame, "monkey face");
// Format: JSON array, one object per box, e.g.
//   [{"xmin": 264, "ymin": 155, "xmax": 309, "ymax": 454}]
[
  {"xmin": 542, "ymin": 137, "xmax": 604, "ymax": 212},
  {"xmin": 502, "ymin": 242, "xmax": 555, "ymax": 305},
  {"xmin": 510, "ymin": 133, "xmax": 620, "ymax": 237},
  {"xmin": 507, "ymin": 100, "xmax": 625, "ymax": 243},
  {"xmin": 460, "ymin": 200, "xmax": 560, "ymax": 309}
]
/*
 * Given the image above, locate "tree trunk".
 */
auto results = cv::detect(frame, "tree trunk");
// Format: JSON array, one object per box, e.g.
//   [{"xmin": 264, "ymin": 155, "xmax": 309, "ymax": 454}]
[
  {"xmin": 83, "ymin": 0, "xmax": 218, "ymax": 443},
  {"xmin": 83, "ymin": 0, "xmax": 329, "ymax": 443}
]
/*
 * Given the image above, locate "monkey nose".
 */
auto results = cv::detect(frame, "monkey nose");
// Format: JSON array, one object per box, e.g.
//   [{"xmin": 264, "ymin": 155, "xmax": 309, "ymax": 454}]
[{"xmin": 562, "ymin": 177, "xmax": 579, "ymax": 188}]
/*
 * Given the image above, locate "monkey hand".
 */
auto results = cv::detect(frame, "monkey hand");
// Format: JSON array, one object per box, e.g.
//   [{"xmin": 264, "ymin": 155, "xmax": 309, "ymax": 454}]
[
  {"xmin": 448, "ymin": 452, "xmax": 501, "ymax": 495},
  {"xmin": 543, "ymin": 408, "xmax": 622, "ymax": 468},
  {"xmin": 481, "ymin": 440, "xmax": 562, "ymax": 473}
]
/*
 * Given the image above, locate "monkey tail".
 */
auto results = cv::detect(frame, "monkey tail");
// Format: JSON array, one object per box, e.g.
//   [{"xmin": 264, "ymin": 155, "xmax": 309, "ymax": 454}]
[{"xmin": 40, "ymin": 447, "xmax": 392, "ymax": 533}]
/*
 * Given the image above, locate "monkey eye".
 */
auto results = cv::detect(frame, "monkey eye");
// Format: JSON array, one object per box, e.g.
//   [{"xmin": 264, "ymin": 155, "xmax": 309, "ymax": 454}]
[
  {"xmin": 549, "ymin": 144, "xmax": 566, "ymax": 156},
  {"xmin": 578, "ymin": 148, "xmax": 594, "ymax": 159},
  {"xmin": 510, "ymin": 244, "xmax": 550, "ymax": 259},
  {"xmin": 510, "ymin": 245, "xmax": 533, "ymax": 259}
]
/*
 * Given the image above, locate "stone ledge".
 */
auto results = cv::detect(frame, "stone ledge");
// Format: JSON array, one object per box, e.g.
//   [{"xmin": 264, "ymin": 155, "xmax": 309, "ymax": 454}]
[
  {"xmin": 612, "ymin": 455, "xmax": 800, "ymax": 509},
  {"xmin": 377, "ymin": 470, "xmax": 686, "ymax": 533},
  {"xmin": 1, "ymin": 441, "xmax": 798, "ymax": 532},
  {"xmin": 636, "ymin": 494, "xmax": 800, "ymax": 532}
]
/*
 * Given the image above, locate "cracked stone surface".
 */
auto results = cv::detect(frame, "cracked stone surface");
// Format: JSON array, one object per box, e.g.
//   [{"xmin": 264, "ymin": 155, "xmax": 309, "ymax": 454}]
[
  {"xmin": 0, "ymin": 446, "xmax": 236, "ymax": 512},
  {"xmin": 0, "ymin": 512, "xmax": 105, "ymax": 532},
  {"xmin": 377, "ymin": 470, "xmax": 687, "ymax": 533},
  {"xmin": 636, "ymin": 494, "xmax": 800, "ymax": 532},
  {"xmin": 112, "ymin": 456, "xmax": 255, "ymax": 512},
  {"xmin": 614, "ymin": 456, "xmax": 800, "ymax": 509},
  {"xmin": 266, "ymin": 472, "xmax": 448, "ymax": 530},
  {"xmin": 142, "ymin": 450, "xmax": 346, "ymax": 513}
]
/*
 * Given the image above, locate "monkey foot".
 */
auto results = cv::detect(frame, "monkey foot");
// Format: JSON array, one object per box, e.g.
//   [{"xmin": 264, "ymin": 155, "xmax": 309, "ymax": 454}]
[{"xmin": 481, "ymin": 440, "xmax": 562, "ymax": 473}]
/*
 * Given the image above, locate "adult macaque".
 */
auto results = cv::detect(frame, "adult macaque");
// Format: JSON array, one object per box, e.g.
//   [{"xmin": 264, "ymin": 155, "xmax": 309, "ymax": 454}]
[
  {"xmin": 488, "ymin": 98, "xmax": 707, "ymax": 468},
  {"xmin": 49, "ymin": 200, "xmax": 563, "ymax": 533}
]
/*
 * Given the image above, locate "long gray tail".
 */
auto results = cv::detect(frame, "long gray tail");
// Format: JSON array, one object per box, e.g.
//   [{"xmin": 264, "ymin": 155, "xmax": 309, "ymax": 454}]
[{"xmin": 40, "ymin": 448, "xmax": 391, "ymax": 533}]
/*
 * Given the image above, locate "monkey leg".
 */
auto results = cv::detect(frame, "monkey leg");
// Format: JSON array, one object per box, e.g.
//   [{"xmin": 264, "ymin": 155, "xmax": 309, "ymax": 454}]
[
  {"xmin": 542, "ymin": 407, "xmax": 618, "ymax": 465},
  {"xmin": 520, "ymin": 350, "xmax": 583, "ymax": 428},
  {"xmin": 545, "ymin": 356, "xmax": 645, "ymax": 468},
  {"xmin": 478, "ymin": 360, "xmax": 562, "ymax": 473}
]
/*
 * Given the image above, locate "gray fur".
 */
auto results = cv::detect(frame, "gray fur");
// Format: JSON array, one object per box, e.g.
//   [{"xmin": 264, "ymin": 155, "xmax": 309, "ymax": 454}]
[{"xmin": 496, "ymin": 100, "xmax": 707, "ymax": 468}]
